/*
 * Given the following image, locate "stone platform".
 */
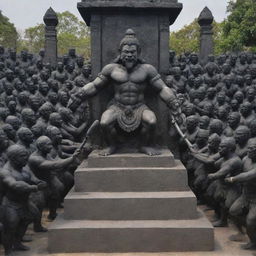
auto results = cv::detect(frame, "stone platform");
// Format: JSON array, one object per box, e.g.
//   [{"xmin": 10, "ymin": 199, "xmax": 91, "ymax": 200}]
[{"xmin": 48, "ymin": 150, "xmax": 214, "ymax": 253}]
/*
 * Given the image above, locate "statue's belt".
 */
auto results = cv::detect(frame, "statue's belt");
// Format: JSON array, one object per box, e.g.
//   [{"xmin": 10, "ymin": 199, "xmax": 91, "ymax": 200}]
[{"xmin": 109, "ymin": 102, "xmax": 149, "ymax": 132}]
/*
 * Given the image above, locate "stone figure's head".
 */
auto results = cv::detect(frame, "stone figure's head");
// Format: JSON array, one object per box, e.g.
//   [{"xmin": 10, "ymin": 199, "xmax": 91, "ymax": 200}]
[
  {"xmin": 199, "ymin": 115, "xmax": 210, "ymax": 129},
  {"xmin": 28, "ymin": 95, "xmax": 42, "ymax": 112},
  {"xmin": 46, "ymin": 125, "xmax": 63, "ymax": 145},
  {"xmin": 228, "ymin": 112, "xmax": 241, "ymax": 129},
  {"xmin": 57, "ymin": 62, "xmax": 64, "ymax": 72},
  {"xmin": 248, "ymin": 138, "xmax": 256, "ymax": 161},
  {"xmin": 205, "ymin": 62, "xmax": 216, "ymax": 76},
  {"xmin": 219, "ymin": 137, "xmax": 236, "ymax": 157},
  {"xmin": 2, "ymin": 124, "xmax": 16, "ymax": 141},
  {"xmin": 39, "ymin": 102, "xmax": 54, "ymax": 120},
  {"xmin": 82, "ymin": 64, "xmax": 91, "ymax": 78},
  {"xmin": 76, "ymin": 56, "xmax": 84, "ymax": 67},
  {"xmin": 234, "ymin": 91, "xmax": 244, "ymax": 104},
  {"xmin": 39, "ymin": 48, "xmax": 45, "ymax": 57},
  {"xmin": 186, "ymin": 115, "xmax": 199, "ymax": 132},
  {"xmin": 6, "ymin": 115, "xmax": 21, "ymax": 131},
  {"xmin": 17, "ymin": 127, "xmax": 34, "ymax": 145},
  {"xmin": 39, "ymin": 81, "xmax": 50, "ymax": 96},
  {"xmin": 68, "ymin": 48, "xmax": 76, "ymax": 57},
  {"xmin": 36, "ymin": 136, "xmax": 53, "ymax": 154},
  {"xmin": 234, "ymin": 125, "xmax": 250, "ymax": 145},
  {"xmin": 208, "ymin": 133, "xmax": 221, "ymax": 153},
  {"xmin": 7, "ymin": 145, "xmax": 29, "ymax": 168},
  {"xmin": 195, "ymin": 129, "xmax": 209, "ymax": 148},
  {"xmin": 58, "ymin": 90, "xmax": 69, "ymax": 107},
  {"xmin": 21, "ymin": 108, "xmax": 36, "ymax": 126},
  {"xmin": 240, "ymin": 102, "xmax": 252, "ymax": 117},
  {"xmin": 218, "ymin": 106, "xmax": 229, "ymax": 121},
  {"xmin": 190, "ymin": 53, "xmax": 198, "ymax": 65},
  {"xmin": 58, "ymin": 107, "xmax": 72, "ymax": 122},
  {"xmin": 49, "ymin": 112, "xmax": 63, "ymax": 127},
  {"xmin": 0, "ymin": 128, "xmax": 9, "ymax": 151},
  {"xmin": 244, "ymin": 74, "xmax": 252, "ymax": 85},
  {"xmin": 249, "ymin": 119, "xmax": 256, "ymax": 137},
  {"xmin": 209, "ymin": 119, "xmax": 223, "ymax": 136},
  {"xmin": 48, "ymin": 92, "xmax": 58, "ymax": 105},
  {"xmin": 119, "ymin": 29, "xmax": 140, "ymax": 70}
]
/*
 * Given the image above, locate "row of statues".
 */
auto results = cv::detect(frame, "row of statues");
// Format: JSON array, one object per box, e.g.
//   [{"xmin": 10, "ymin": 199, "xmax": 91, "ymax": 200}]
[
  {"xmin": 1, "ymin": 28, "xmax": 256, "ymax": 254},
  {"xmin": 168, "ymin": 50, "xmax": 256, "ymax": 250},
  {"xmin": 0, "ymin": 45, "xmax": 95, "ymax": 256}
]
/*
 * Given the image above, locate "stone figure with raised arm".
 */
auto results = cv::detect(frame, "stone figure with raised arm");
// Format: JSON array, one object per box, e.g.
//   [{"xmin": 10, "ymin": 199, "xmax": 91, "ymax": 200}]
[{"xmin": 69, "ymin": 29, "xmax": 181, "ymax": 156}]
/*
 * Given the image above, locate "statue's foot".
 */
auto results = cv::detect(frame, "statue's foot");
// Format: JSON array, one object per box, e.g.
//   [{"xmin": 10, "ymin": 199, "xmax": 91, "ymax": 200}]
[
  {"xmin": 212, "ymin": 219, "xmax": 227, "ymax": 227},
  {"xmin": 139, "ymin": 146, "xmax": 161, "ymax": 156},
  {"xmin": 229, "ymin": 233, "xmax": 245, "ymax": 242},
  {"xmin": 99, "ymin": 146, "xmax": 116, "ymax": 156},
  {"xmin": 13, "ymin": 243, "xmax": 30, "ymax": 251},
  {"xmin": 241, "ymin": 242, "xmax": 256, "ymax": 250}
]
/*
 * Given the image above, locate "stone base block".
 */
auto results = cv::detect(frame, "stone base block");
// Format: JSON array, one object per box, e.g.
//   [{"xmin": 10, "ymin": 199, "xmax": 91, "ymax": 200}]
[
  {"xmin": 75, "ymin": 161, "xmax": 189, "ymax": 192},
  {"xmin": 48, "ymin": 211, "xmax": 214, "ymax": 253},
  {"xmin": 64, "ymin": 190, "xmax": 197, "ymax": 220}
]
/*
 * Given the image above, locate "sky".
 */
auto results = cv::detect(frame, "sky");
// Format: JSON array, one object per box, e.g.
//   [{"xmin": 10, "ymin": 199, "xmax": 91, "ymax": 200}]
[{"xmin": 0, "ymin": 0, "xmax": 229, "ymax": 32}]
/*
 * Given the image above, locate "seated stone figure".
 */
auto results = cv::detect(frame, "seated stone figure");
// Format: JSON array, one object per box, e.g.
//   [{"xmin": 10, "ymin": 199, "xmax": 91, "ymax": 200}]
[{"xmin": 69, "ymin": 29, "xmax": 181, "ymax": 156}]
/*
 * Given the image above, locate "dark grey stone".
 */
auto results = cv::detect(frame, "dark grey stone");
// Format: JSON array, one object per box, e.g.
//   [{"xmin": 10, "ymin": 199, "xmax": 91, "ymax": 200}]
[
  {"xmin": 64, "ymin": 190, "xmax": 197, "ymax": 220},
  {"xmin": 48, "ymin": 210, "xmax": 214, "ymax": 253},
  {"xmin": 198, "ymin": 7, "xmax": 214, "ymax": 65},
  {"xmin": 77, "ymin": 0, "xmax": 183, "ymax": 145},
  {"xmin": 87, "ymin": 149, "xmax": 175, "ymax": 168},
  {"xmin": 43, "ymin": 7, "xmax": 58, "ymax": 67},
  {"xmin": 75, "ymin": 161, "xmax": 189, "ymax": 192}
]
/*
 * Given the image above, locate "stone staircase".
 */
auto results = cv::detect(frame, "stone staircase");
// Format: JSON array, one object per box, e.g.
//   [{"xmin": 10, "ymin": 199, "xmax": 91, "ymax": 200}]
[{"xmin": 48, "ymin": 150, "xmax": 214, "ymax": 253}]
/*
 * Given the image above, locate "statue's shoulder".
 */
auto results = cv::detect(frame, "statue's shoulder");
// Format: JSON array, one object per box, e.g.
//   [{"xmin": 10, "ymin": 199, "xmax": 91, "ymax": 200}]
[
  {"xmin": 101, "ymin": 63, "xmax": 119, "ymax": 75},
  {"xmin": 140, "ymin": 63, "xmax": 159, "ymax": 77}
]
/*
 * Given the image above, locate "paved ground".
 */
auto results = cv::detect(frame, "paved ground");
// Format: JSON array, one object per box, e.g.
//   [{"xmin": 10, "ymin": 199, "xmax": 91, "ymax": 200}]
[{"xmin": 1, "ymin": 206, "xmax": 256, "ymax": 256}]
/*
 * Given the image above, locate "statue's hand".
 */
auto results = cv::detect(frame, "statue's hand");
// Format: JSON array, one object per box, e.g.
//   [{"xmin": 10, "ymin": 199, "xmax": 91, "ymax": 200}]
[{"xmin": 67, "ymin": 88, "xmax": 87, "ymax": 109}]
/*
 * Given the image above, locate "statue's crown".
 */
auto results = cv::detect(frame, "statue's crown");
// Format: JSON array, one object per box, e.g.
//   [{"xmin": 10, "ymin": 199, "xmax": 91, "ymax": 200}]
[{"xmin": 119, "ymin": 29, "xmax": 140, "ymax": 52}]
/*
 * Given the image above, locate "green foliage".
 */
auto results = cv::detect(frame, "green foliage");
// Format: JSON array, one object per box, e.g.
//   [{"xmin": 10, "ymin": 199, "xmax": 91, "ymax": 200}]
[
  {"xmin": 220, "ymin": 0, "xmax": 256, "ymax": 52},
  {"xmin": 169, "ymin": 19, "xmax": 223, "ymax": 56},
  {"xmin": 19, "ymin": 11, "xmax": 91, "ymax": 57},
  {"xmin": 169, "ymin": 19, "xmax": 200, "ymax": 55},
  {"xmin": 0, "ymin": 11, "xmax": 18, "ymax": 49}
]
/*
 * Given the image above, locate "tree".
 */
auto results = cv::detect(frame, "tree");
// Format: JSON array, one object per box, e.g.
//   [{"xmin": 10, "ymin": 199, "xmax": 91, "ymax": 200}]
[
  {"xmin": 0, "ymin": 11, "xmax": 18, "ymax": 49},
  {"xmin": 219, "ymin": 0, "xmax": 256, "ymax": 52},
  {"xmin": 20, "ymin": 11, "xmax": 91, "ymax": 57},
  {"xmin": 169, "ymin": 19, "xmax": 223, "ymax": 56}
]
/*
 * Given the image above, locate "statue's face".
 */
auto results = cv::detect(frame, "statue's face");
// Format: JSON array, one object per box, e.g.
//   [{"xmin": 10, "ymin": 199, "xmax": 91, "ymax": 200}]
[
  {"xmin": 186, "ymin": 118, "xmax": 197, "ymax": 131},
  {"xmin": 231, "ymin": 100, "xmax": 239, "ymax": 110},
  {"xmin": 240, "ymin": 54, "xmax": 246, "ymax": 64},
  {"xmin": 41, "ymin": 139, "xmax": 53, "ymax": 154},
  {"xmin": 219, "ymin": 141, "xmax": 230, "ymax": 157},
  {"xmin": 0, "ymin": 132, "xmax": 9, "ymax": 150},
  {"xmin": 52, "ymin": 130, "xmax": 63, "ymax": 144},
  {"xmin": 235, "ymin": 129, "xmax": 249, "ymax": 144},
  {"xmin": 222, "ymin": 64, "xmax": 231, "ymax": 74},
  {"xmin": 120, "ymin": 45, "xmax": 138, "ymax": 70},
  {"xmin": 13, "ymin": 150, "xmax": 29, "ymax": 168},
  {"xmin": 24, "ymin": 111, "xmax": 36, "ymax": 125},
  {"xmin": 199, "ymin": 117, "xmax": 209, "ymax": 129},
  {"xmin": 245, "ymin": 75, "xmax": 252, "ymax": 85},
  {"xmin": 48, "ymin": 93, "xmax": 58, "ymax": 104},
  {"xmin": 57, "ymin": 63, "xmax": 64, "ymax": 71},
  {"xmin": 60, "ymin": 92, "xmax": 69, "ymax": 105},
  {"xmin": 23, "ymin": 130, "xmax": 34, "ymax": 144},
  {"xmin": 190, "ymin": 54, "xmax": 198, "ymax": 65},
  {"xmin": 228, "ymin": 114, "xmax": 240, "ymax": 128},
  {"xmin": 240, "ymin": 104, "xmax": 251, "ymax": 116},
  {"xmin": 6, "ymin": 71, "xmax": 14, "ymax": 81},
  {"xmin": 8, "ymin": 101, "xmax": 16, "ymax": 112},
  {"xmin": 247, "ymin": 89, "xmax": 255, "ymax": 100},
  {"xmin": 248, "ymin": 142, "xmax": 256, "ymax": 160},
  {"xmin": 208, "ymin": 138, "xmax": 220, "ymax": 152},
  {"xmin": 234, "ymin": 92, "xmax": 244, "ymax": 103},
  {"xmin": 82, "ymin": 67, "xmax": 91, "ymax": 77},
  {"xmin": 4, "ymin": 125, "xmax": 16, "ymax": 141},
  {"xmin": 39, "ymin": 83, "xmax": 49, "ymax": 95}
]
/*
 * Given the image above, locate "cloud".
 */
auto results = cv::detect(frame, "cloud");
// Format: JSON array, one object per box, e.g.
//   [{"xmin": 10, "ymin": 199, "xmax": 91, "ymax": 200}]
[{"xmin": 0, "ymin": 0, "xmax": 228, "ymax": 32}]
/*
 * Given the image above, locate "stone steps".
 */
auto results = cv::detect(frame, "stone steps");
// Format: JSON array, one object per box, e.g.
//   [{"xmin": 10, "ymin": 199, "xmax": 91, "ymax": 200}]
[
  {"xmin": 64, "ymin": 190, "xmax": 197, "ymax": 220},
  {"xmin": 48, "ymin": 211, "xmax": 214, "ymax": 253},
  {"xmin": 75, "ymin": 163, "xmax": 189, "ymax": 192}
]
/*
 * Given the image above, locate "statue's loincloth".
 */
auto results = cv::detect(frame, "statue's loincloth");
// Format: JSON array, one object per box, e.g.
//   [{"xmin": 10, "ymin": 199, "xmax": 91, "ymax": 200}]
[{"xmin": 109, "ymin": 102, "xmax": 149, "ymax": 132}]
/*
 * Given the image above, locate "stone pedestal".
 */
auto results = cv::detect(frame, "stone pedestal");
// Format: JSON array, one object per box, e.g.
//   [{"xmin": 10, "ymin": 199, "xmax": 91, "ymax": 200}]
[
  {"xmin": 48, "ymin": 150, "xmax": 214, "ymax": 253},
  {"xmin": 77, "ymin": 0, "xmax": 183, "ymax": 146}
]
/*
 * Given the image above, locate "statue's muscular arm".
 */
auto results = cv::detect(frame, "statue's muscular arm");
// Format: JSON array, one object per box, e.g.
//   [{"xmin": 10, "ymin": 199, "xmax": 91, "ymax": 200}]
[{"xmin": 79, "ymin": 64, "xmax": 115, "ymax": 99}]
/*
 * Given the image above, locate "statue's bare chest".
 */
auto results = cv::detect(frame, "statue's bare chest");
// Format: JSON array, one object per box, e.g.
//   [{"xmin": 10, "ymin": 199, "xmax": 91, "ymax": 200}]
[{"xmin": 110, "ymin": 65, "xmax": 148, "ymax": 85}]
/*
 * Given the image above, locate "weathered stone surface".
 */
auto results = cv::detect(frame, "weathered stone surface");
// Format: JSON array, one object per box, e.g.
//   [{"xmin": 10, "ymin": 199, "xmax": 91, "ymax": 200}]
[
  {"xmin": 48, "ymin": 211, "xmax": 214, "ymax": 253},
  {"xmin": 64, "ymin": 190, "xmax": 197, "ymax": 220},
  {"xmin": 75, "ymin": 162, "xmax": 189, "ymax": 192}
]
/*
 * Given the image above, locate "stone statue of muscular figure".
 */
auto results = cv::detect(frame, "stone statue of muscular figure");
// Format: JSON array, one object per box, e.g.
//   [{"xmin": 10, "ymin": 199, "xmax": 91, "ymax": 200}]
[{"xmin": 69, "ymin": 29, "xmax": 181, "ymax": 156}]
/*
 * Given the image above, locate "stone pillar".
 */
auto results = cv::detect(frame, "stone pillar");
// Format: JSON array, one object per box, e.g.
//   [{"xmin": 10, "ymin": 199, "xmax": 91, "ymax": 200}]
[
  {"xmin": 198, "ymin": 7, "xmax": 214, "ymax": 66},
  {"xmin": 77, "ymin": 0, "xmax": 183, "ymax": 146},
  {"xmin": 43, "ymin": 7, "xmax": 58, "ymax": 67}
]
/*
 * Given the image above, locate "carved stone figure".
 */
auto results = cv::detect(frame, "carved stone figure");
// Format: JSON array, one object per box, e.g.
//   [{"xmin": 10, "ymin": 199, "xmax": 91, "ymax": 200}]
[{"xmin": 69, "ymin": 29, "xmax": 181, "ymax": 156}]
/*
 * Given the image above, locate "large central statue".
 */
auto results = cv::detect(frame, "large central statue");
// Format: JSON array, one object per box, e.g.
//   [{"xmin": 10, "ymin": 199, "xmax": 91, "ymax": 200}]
[{"xmin": 69, "ymin": 29, "xmax": 181, "ymax": 156}]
